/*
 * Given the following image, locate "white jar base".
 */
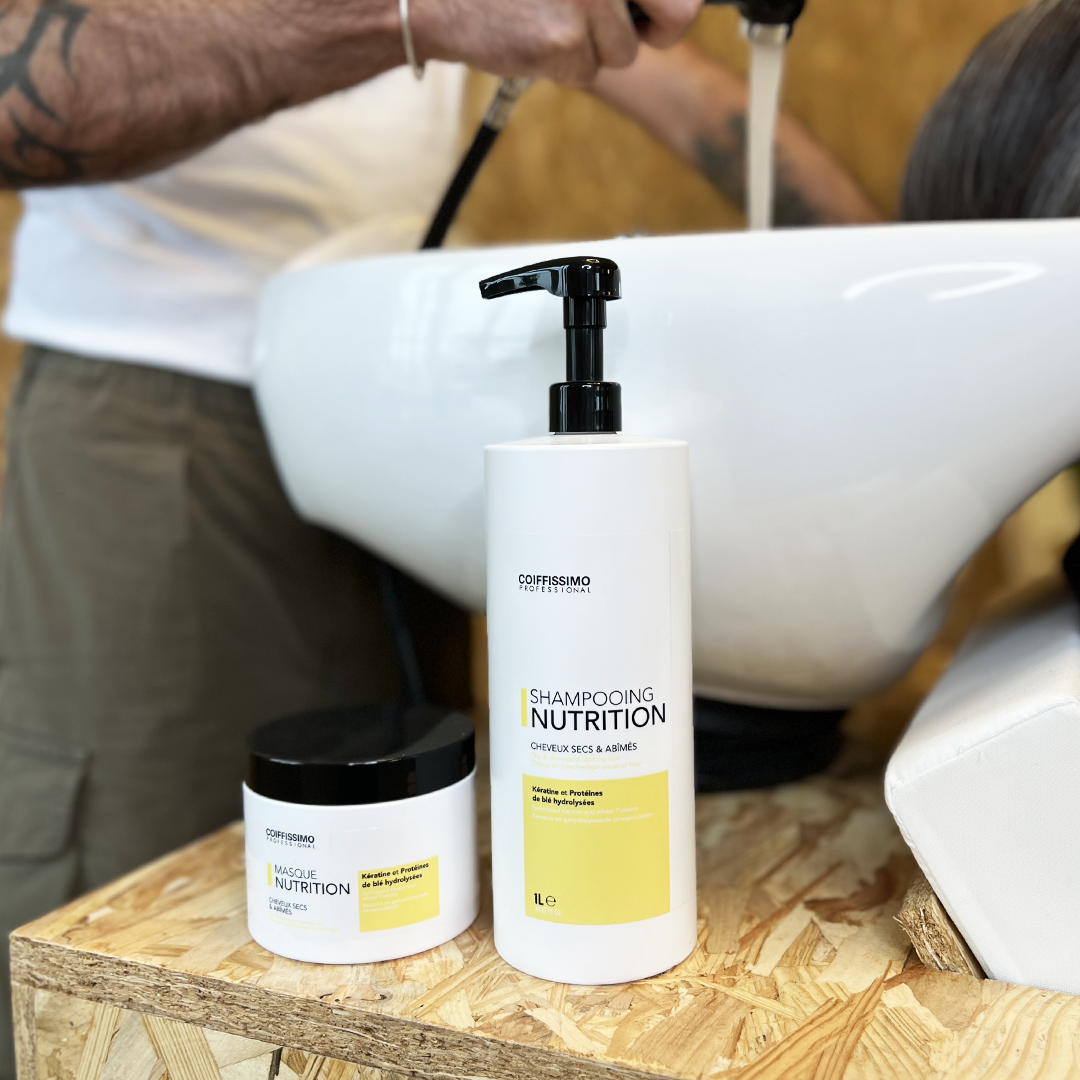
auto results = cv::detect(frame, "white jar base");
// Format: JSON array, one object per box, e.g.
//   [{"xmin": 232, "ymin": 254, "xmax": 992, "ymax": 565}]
[
  {"xmin": 245, "ymin": 772, "xmax": 479, "ymax": 965},
  {"xmin": 248, "ymin": 903, "xmax": 479, "ymax": 965},
  {"xmin": 493, "ymin": 899, "xmax": 697, "ymax": 984}
]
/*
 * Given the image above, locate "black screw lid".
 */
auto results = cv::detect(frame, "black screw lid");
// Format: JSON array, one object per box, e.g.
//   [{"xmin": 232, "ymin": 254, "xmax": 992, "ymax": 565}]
[
  {"xmin": 246, "ymin": 704, "xmax": 475, "ymax": 806},
  {"xmin": 549, "ymin": 381, "xmax": 622, "ymax": 434}
]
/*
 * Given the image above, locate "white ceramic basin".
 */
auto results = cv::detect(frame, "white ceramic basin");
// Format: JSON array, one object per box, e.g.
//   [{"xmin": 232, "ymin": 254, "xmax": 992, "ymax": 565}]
[{"xmin": 254, "ymin": 220, "xmax": 1080, "ymax": 709}]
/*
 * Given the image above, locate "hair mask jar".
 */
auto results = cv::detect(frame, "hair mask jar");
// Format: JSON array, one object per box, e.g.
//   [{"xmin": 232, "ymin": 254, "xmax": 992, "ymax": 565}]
[{"xmin": 244, "ymin": 704, "xmax": 479, "ymax": 964}]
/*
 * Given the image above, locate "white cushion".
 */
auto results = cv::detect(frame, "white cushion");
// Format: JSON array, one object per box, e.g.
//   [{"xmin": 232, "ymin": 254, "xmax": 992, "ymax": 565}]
[{"xmin": 885, "ymin": 596, "xmax": 1080, "ymax": 992}]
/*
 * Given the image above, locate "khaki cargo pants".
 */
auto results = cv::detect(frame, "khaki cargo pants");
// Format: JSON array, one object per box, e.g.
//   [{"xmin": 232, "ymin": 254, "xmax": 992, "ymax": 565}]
[{"xmin": 0, "ymin": 347, "xmax": 416, "ymax": 1079}]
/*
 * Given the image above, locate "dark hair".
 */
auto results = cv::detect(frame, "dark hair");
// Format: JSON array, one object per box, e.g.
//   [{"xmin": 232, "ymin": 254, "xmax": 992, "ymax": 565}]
[{"xmin": 901, "ymin": 0, "xmax": 1080, "ymax": 221}]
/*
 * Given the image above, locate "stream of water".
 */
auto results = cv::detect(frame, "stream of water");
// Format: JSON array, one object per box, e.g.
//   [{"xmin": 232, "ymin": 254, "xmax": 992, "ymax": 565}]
[{"xmin": 747, "ymin": 27, "xmax": 788, "ymax": 231}]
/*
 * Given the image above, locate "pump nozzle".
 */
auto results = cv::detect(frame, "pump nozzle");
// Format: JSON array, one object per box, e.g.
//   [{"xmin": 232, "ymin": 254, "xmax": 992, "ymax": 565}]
[{"xmin": 480, "ymin": 257, "xmax": 622, "ymax": 434}]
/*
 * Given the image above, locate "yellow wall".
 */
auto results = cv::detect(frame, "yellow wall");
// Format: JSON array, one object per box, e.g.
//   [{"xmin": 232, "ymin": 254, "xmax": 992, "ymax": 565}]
[{"xmin": 459, "ymin": 0, "xmax": 1032, "ymax": 244}]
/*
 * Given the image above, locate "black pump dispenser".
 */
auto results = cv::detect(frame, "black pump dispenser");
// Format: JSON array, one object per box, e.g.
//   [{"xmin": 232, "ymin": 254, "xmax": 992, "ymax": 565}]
[{"xmin": 479, "ymin": 257, "xmax": 622, "ymax": 434}]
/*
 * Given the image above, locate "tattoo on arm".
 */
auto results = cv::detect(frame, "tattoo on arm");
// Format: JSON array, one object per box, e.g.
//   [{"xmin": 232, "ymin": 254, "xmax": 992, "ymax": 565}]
[
  {"xmin": 0, "ymin": 0, "xmax": 89, "ymax": 184},
  {"xmin": 694, "ymin": 115, "xmax": 822, "ymax": 228}
]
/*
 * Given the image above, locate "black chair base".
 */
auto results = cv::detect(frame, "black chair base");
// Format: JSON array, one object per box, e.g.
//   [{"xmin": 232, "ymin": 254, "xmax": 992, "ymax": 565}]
[{"xmin": 694, "ymin": 697, "xmax": 846, "ymax": 792}]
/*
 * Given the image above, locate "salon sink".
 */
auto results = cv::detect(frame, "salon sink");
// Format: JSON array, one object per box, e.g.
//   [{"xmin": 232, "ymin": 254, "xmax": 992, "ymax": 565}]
[{"xmin": 253, "ymin": 220, "xmax": 1080, "ymax": 709}]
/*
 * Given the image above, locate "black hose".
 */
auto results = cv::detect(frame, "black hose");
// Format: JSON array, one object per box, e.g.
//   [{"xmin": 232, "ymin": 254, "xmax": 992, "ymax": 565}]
[
  {"xmin": 377, "ymin": 81, "xmax": 532, "ymax": 707},
  {"xmin": 421, "ymin": 124, "xmax": 501, "ymax": 250},
  {"xmin": 376, "ymin": 561, "xmax": 427, "ymax": 707},
  {"xmin": 420, "ymin": 76, "xmax": 531, "ymax": 250}
]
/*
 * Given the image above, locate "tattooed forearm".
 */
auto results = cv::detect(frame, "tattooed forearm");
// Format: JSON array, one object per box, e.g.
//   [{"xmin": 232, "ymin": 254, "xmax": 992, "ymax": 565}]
[
  {"xmin": 4, "ymin": 107, "xmax": 86, "ymax": 183},
  {"xmin": 0, "ymin": 0, "xmax": 88, "ymax": 182},
  {"xmin": 590, "ymin": 42, "xmax": 881, "ymax": 228},
  {"xmin": 694, "ymin": 116, "xmax": 823, "ymax": 228},
  {"xmin": 0, "ymin": 0, "xmax": 413, "ymax": 189},
  {"xmin": 0, "ymin": 0, "xmax": 86, "ymax": 117},
  {"xmin": 694, "ymin": 130, "xmax": 743, "ymax": 208}
]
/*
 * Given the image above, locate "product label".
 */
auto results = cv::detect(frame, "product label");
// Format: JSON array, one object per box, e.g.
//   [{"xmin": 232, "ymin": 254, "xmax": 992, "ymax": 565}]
[
  {"xmin": 247, "ymin": 811, "xmax": 442, "ymax": 937},
  {"xmin": 487, "ymin": 522, "xmax": 693, "ymax": 931},
  {"xmin": 359, "ymin": 857, "xmax": 439, "ymax": 932},
  {"xmin": 523, "ymin": 771, "xmax": 669, "ymax": 925},
  {"xmin": 496, "ymin": 532, "xmax": 680, "ymax": 778},
  {"xmin": 267, "ymin": 861, "xmax": 353, "ymax": 895},
  {"xmin": 523, "ymin": 685, "xmax": 666, "ymax": 735},
  {"xmin": 262, "ymin": 857, "xmax": 354, "ymax": 931}
]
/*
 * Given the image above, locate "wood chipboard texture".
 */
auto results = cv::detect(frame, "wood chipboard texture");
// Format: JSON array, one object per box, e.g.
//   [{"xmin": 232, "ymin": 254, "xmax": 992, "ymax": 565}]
[
  {"xmin": 14, "ymin": 770, "xmax": 1080, "ymax": 1080},
  {"xmin": 15, "ymin": 987, "xmax": 405, "ymax": 1080},
  {"xmin": 896, "ymin": 872, "xmax": 985, "ymax": 981}
]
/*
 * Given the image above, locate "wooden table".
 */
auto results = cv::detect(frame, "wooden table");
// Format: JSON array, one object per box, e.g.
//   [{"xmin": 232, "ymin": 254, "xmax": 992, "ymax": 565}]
[{"xmin": 12, "ymin": 761, "xmax": 1080, "ymax": 1080}]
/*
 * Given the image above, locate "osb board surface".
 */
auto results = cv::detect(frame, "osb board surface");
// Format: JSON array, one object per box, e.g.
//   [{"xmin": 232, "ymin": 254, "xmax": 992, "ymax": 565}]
[
  {"xmin": 15, "ymin": 985, "xmax": 404, "ymax": 1080},
  {"xmin": 14, "ymin": 773, "xmax": 1080, "ymax": 1080},
  {"xmin": 897, "ymin": 872, "xmax": 984, "ymax": 981}
]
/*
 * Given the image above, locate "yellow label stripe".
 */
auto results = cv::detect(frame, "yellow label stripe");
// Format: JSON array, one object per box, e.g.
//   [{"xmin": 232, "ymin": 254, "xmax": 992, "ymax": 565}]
[
  {"xmin": 267, "ymin": 862, "xmax": 272, "ymax": 886},
  {"xmin": 359, "ymin": 857, "xmax": 439, "ymax": 932},
  {"xmin": 521, "ymin": 687, "xmax": 528, "ymax": 726},
  {"xmin": 523, "ymin": 771, "xmax": 670, "ymax": 925}
]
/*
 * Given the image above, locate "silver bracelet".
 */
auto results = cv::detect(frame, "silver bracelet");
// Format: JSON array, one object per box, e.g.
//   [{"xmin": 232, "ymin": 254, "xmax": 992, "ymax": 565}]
[{"xmin": 399, "ymin": 0, "xmax": 425, "ymax": 80}]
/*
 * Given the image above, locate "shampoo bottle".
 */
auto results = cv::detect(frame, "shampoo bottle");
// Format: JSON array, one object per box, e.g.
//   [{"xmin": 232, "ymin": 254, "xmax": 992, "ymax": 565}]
[{"xmin": 481, "ymin": 256, "xmax": 696, "ymax": 984}]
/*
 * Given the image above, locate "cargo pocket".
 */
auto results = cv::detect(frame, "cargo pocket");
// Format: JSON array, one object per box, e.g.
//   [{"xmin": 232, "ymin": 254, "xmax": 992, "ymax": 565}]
[
  {"xmin": 0, "ymin": 728, "xmax": 86, "ymax": 938},
  {"xmin": 0, "ymin": 727, "xmax": 85, "ymax": 859}
]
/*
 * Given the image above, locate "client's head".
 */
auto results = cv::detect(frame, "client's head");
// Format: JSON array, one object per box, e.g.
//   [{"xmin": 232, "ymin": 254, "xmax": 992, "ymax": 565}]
[{"xmin": 901, "ymin": 0, "xmax": 1080, "ymax": 221}]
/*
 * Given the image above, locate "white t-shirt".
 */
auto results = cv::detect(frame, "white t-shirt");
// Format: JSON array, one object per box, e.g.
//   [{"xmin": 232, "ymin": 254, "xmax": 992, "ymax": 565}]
[{"xmin": 3, "ymin": 62, "xmax": 466, "ymax": 385}]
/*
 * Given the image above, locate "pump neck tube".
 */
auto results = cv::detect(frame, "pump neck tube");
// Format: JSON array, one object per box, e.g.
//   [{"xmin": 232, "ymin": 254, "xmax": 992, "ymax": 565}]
[
  {"xmin": 564, "ymin": 296, "xmax": 607, "ymax": 382},
  {"xmin": 567, "ymin": 329, "xmax": 603, "ymax": 382}
]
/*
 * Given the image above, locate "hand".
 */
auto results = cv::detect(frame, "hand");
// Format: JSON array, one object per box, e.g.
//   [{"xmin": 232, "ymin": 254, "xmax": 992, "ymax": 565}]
[
  {"xmin": 411, "ymin": 0, "xmax": 701, "ymax": 87},
  {"xmin": 629, "ymin": 0, "xmax": 702, "ymax": 48}
]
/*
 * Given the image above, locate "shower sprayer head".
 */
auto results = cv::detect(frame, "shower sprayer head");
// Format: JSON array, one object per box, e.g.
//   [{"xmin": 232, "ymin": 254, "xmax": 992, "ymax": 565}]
[
  {"xmin": 724, "ymin": 0, "xmax": 805, "ymax": 27},
  {"xmin": 627, "ymin": 0, "xmax": 805, "ymax": 31}
]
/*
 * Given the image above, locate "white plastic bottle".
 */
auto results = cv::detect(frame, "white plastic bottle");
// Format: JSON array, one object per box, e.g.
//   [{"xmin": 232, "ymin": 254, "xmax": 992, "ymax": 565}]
[{"xmin": 480, "ymin": 257, "xmax": 696, "ymax": 984}]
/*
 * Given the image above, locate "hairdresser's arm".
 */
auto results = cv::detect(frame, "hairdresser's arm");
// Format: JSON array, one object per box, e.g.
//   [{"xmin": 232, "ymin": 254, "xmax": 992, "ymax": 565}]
[
  {"xmin": 0, "ymin": 0, "xmax": 698, "ymax": 188},
  {"xmin": 591, "ymin": 41, "xmax": 883, "ymax": 225}
]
